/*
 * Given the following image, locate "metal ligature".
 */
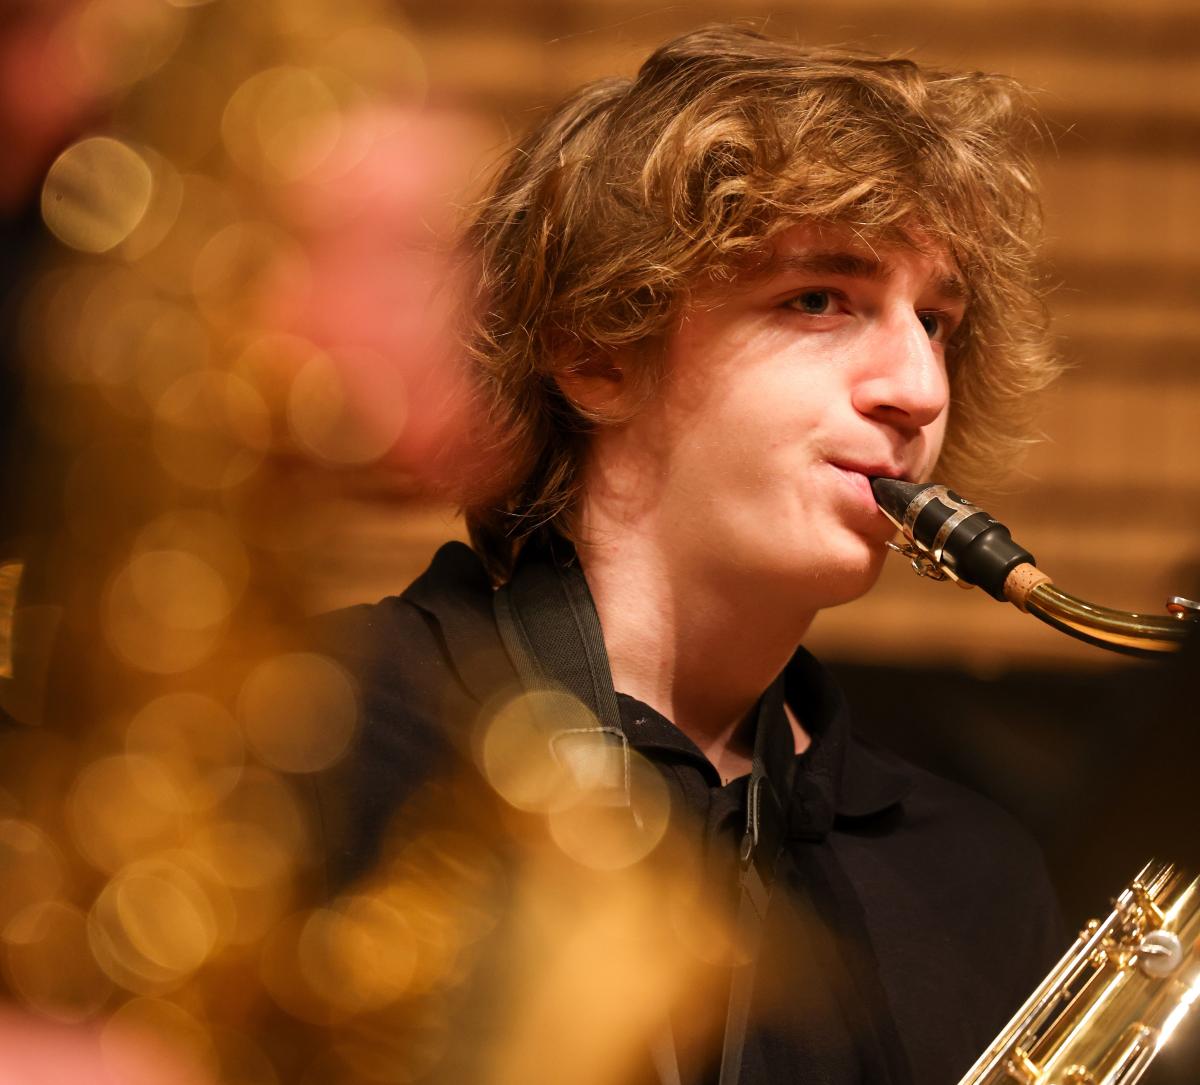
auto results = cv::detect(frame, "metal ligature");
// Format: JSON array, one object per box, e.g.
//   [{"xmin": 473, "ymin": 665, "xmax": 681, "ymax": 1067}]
[{"xmin": 871, "ymin": 478, "xmax": 1200, "ymax": 1085}]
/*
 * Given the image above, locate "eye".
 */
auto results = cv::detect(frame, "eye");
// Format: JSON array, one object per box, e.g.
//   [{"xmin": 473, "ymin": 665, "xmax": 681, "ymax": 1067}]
[
  {"xmin": 785, "ymin": 290, "xmax": 836, "ymax": 315},
  {"xmin": 918, "ymin": 311, "xmax": 948, "ymax": 341}
]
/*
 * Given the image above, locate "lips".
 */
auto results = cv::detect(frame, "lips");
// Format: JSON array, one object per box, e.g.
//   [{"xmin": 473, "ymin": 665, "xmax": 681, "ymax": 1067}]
[
  {"xmin": 826, "ymin": 460, "xmax": 912, "ymax": 484},
  {"xmin": 826, "ymin": 460, "xmax": 915, "ymax": 528}
]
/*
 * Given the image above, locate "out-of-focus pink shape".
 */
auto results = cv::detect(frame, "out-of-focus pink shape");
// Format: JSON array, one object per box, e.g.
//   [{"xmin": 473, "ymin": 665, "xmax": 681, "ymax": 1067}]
[
  {"xmin": 0, "ymin": 1009, "xmax": 212, "ymax": 1085},
  {"xmin": 0, "ymin": 2, "xmax": 105, "ymax": 212},
  {"xmin": 267, "ymin": 106, "xmax": 497, "ymax": 494}
]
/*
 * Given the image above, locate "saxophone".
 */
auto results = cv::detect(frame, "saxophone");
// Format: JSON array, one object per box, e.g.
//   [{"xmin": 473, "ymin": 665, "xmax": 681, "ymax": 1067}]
[{"xmin": 871, "ymin": 478, "xmax": 1200, "ymax": 1085}]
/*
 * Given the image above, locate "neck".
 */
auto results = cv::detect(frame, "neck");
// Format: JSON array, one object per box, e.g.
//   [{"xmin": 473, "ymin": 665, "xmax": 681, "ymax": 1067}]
[{"xmin": 576, "ymin": 511, "xmax": 814, "ymax": 767}]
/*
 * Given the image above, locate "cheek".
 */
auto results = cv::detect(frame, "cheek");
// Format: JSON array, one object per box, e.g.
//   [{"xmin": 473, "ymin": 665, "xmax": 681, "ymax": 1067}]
[{"xmin": 926, "ymin": 407, "xmax": 950, "ymax": 469}]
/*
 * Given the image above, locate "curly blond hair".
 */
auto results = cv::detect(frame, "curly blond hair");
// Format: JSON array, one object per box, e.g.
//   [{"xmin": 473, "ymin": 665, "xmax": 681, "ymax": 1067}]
[{"xmin": 460, "ymin": 25, "xmax": 1058, "ymax": 581}]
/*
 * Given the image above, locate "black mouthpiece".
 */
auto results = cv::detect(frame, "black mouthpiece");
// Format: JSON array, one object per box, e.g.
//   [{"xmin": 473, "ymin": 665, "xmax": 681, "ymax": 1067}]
[
  {"xmin": 869, "ymin": 477, "xmax": 1037, "ymax": 601},
  {"xmin": 869, "ymin": 478, "xmax": 929, "ymax": 526}
]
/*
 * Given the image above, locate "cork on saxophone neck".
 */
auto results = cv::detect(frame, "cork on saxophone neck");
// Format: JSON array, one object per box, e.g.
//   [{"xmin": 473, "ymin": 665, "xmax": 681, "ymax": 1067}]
[{"xmin": 1003, "ymin": 562, "xmax": 1053, "ymax": 613}]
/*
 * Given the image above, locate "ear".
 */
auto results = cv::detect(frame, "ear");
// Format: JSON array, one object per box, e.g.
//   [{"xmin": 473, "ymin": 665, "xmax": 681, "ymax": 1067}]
[{"xmin": 554, "ymin": 351, "xmax": 632, "ymax": 418}]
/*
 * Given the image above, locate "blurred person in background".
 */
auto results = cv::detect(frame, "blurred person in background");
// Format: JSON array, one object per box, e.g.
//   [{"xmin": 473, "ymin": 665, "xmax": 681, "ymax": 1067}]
[{"xmin": 313, "ymin": 25, "xmax": 1070, "ymax": 1085}]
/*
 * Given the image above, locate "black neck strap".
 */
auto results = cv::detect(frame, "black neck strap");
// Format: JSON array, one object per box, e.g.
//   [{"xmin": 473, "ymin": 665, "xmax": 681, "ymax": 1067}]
[{"xmin": 492, "ymin": 539, "xmax": 794, "ymax": 1085}]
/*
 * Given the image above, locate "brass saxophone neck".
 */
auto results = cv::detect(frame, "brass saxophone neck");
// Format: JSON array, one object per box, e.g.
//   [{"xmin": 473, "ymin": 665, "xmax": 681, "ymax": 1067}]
[{"xmin": 870, "ymin": 477, "xmax": 1200, "ymax": 658}]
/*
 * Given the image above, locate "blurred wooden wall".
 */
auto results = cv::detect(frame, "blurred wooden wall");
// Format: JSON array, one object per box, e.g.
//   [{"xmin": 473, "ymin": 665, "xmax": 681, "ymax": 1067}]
[{"xmin": 312, "ymin": 0, "xmax": 1200, "ymax": 670}]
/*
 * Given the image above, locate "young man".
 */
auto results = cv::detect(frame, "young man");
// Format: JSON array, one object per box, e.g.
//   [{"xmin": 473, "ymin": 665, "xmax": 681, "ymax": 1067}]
[{"xmin": 317, "ymin": 25, "xmax": 1064, "ymax": 1085}]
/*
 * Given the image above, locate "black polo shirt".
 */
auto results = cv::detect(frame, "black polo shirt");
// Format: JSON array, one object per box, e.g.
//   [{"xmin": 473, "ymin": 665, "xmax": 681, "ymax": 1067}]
[{"xmin": 311, "ymin": 542, "xmax": 1064, "ymax": 1085}]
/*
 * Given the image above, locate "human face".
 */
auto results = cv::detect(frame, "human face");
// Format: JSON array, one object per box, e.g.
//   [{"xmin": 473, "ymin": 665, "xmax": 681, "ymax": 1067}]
[{"xmin": 611, "ymin": 224, "xmax": 962, "ymax": 610}]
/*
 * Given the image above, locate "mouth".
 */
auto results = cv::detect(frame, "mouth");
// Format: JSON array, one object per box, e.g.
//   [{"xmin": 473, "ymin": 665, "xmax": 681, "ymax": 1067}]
[
  {"xmin": 828, "ymin": 461, "xmax": 912, "ymax": 485},
  {"xmin": 826, "ymin": 461, "xmax": 913, "ymax": 521}
]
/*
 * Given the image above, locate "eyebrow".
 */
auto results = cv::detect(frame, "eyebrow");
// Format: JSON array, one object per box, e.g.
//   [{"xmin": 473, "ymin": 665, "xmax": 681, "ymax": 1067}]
[{"xmin": 770, "ymin": 250, "xmax": 969, "ymax": 303}]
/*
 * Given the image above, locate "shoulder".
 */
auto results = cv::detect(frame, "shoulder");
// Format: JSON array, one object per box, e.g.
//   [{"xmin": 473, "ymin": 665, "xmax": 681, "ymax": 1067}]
[
  {"xmin": 843, "ymin": 735, "xmax": 1058, "ymax": 926},
  {"xmin": 835, "ymin": 740, "xmax": 1065, "ymax": 1076},
  {"xmin": 306, "ymin": 542, "xmax": 487, "ymax": 662},
  {"xmin": 306, "ymin": 541, "xmax": 510, "ymax": 703},
  {"xmin": 302, "ymin": 542, "xmax": 511, "ymax": 887},
  {"xmin": 900, "ymin": 753, "xmax": 1050, "ymax": 888}
]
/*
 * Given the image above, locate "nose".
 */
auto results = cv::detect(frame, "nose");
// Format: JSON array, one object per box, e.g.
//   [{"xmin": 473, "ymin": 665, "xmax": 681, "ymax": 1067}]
[{"xmin": 850, "ymin": 310, "xmax": 949, "ymax": 432}]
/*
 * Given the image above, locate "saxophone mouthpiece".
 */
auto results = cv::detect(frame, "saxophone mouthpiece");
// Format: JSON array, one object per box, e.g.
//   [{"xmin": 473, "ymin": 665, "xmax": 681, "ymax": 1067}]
[
  {"xmin": 869, "ymin": 477, "xmax": 1037, "ymax": 602},
  {"xmin": 868, "ymin": 477, "xmax": 928, "ymax": 527},
  {"xmin": 871, "ymin": 477, "xmax": 1198, "ymax": 656}
]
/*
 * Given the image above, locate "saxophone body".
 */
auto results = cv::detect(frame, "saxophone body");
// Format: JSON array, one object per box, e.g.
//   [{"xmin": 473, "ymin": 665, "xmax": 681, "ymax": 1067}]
[
  {"xmin": 870, "ymin": 478, "xmax": 1200, "ymax": 1085},
  {"xmin": 961, "ymin": 862, "xmax": 1200, "ymax": 1085}
]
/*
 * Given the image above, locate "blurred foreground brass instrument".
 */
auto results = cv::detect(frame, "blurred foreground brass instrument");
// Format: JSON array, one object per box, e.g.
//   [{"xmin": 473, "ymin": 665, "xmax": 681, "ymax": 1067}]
[
  {"xmin": 870, "ymin": 479, "xmax": 1199, "ymax": 659},
  {"xmin": 872, "ymin": 479, "xmax": 1200, "ymax": 1084}
]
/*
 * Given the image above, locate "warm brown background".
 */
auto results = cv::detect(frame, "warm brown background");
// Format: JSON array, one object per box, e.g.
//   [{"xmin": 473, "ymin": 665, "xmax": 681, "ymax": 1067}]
[{"xmin": 310, "ymin": 0, "xmax": 1200, "ymax": 673}]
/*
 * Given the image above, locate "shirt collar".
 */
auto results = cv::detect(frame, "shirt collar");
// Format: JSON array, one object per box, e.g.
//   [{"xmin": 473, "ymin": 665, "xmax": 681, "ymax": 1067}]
[
  {"xmin": 786, "ymin": 647, "xmax": 913, "ymax": 821},
  {"xmin": 616, "ymin": 646, "xmax": 912, "ymax": 834}
]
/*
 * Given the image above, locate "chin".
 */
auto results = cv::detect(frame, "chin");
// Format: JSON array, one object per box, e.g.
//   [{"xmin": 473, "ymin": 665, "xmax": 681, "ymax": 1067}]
[{"xmin": 808, "ymin": 543, "xmax": 889, "ymax": 608}]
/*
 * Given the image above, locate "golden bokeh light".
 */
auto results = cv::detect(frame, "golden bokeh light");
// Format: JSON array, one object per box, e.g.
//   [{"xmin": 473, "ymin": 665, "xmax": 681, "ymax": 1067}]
[
  {"xmin": 119, "ymin": 148, "xmax": 185, "ymax": 262},
  {"xmin": 61, "ymin": 262, "xmax": 152, "ymax": 397},
  {"xmin": 71, "ymin": 0, "xmax": 187, "ymax": 92},
  {"xmin": 177, "ymin": 844, "xmax": 285, "ymax": 955},
  {"xmin": 237, "ymin": 652, "xmax": 358, "ymax": 774},
  {"xmin": 296, "ymin": 894, "xmax": 418, "ymax": 1013},
  {"xmin": 477, "ymin": 690, "xmax": 599, "ymax": 813},
  {"xmin": 86, "ymin": 296, "xmax": 182, "ymax": 394},
  {"xmin": 321, "ymin": 25, "xmax": 428, "ymax": 103},
  {"xmin": 103, "ymin": 996, "xmax": 217, "ymax": 1085},
  {"xmin": 126, "ymin": 692, "xmax": 245, "ymax": 811},
  {"xmin": 89, "ymin": 858, "xmax": 221, "ymax": 994},
  {"xmin": 486, "ymin": 866, "xmax": 703, "ymax": 1085},
  {"xmin": 68, "ymin": 755, "xmax": 184, "ymax": 873},
  {"xmin": 189, "ymin": 820, "xmax": 291, "ymax": 894},
  {"xmin": 393, "ymin": 829, "xmax": 502, "ymax": 947},
  {"xmin": 133, "ymin": 510, "xmax": 250, "ymax": 613},
  {"xmin": 23, "ymin": 265, "xmax": 125, "ymax": 387},
  {"xmin": 135, "ymin": 173, "xmax": 239, "ymax": 298},
  {"xmin": 222, "ymin": 66, "xmax": 343, "ymax": 184},
  {"xmin": 231, "ymin": 332, "xmax": 321, "ymax": 421},
  {"xmin": 104, "ymin": 550, "xmax": 232, "ymax": 674},
  {"xmin": 42, "ymin": 137, "xmax": 154, "ymax": 254},
  {"xmin": 0, "ymin": 820, "xmax": 65, "ymax": 937},
  {"xmin": 183, "ymin": 818, "xmax": 292, "ymax": 947},
  {"xmin": 259, "ymin": 911, "xmax": 333, "ymax": 1025},
  {"xmin": 5, "ymin": 901, "xmax": 114, "ymax": 1021},
  {"xmin": 192, "ymin": 220, "xmax": 300, "ymax": 325},
  {"xmin": 378, "ymin": 881, "xmax": 470, "ymax": 997},
  {"xmin": 152, "ymin": 370, "xmax": 270, "ymax": 490},
  {"xmin": 215, "ymin": 767, "xmax": 309, "ymax": 871},
  {"xmin": 667, "ymin": 872, "xmax": 745, "ymax": 968},
  {"xmin": 129, "ymin": 550, "xmax": 231, "ymax": 632},
  {"xmin": 130, "ymin": 304, "xmax": 212, "ymax": 406},
  {"xmin": 259, "ymin": 0, "xmax": 348, "ymax": 39},
  {"xmin": 331, "ymin": 1002, "xmax": 450, "ymax": 1084},
  {"xmin": 546, "ymin": 750, "xmax": 671, "ymax": 871},
  {"xmin": 286, "ymin": 347, "xmax": 405, "ymax": 465},
  {"xmin": 133, "ymin": 171, "xmax": 241, "ymax": 301},
  {"xmin": 148, "ymin": 848, "xmax": 239, "ymax": 953},
  {"xmin": 264, "ymin": 895, "xmax": 420, "ymax": 1027}
]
